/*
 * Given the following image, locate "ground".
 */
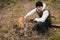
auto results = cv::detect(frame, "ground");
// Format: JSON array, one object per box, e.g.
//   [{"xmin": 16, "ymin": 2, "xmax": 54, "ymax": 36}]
[{"xmin": 0, "ymin": 0, "xmax": 60, "ymax": 40}]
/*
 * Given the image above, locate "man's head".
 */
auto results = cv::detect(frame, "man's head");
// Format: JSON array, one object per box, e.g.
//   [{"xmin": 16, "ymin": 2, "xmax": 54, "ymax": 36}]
[{"xmin": 36, "ymin": 1, "xmax": 43, "ymax": 13}]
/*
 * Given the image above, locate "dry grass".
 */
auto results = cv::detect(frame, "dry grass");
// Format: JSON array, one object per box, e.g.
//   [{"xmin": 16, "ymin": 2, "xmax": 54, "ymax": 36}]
[{"xmin": 0, "ymin": 0, "xmax": 60, "ymax": 40}]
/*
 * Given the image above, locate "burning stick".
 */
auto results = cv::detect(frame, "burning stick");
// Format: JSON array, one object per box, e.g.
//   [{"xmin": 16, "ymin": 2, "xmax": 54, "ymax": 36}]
[
  {"xmin": 18, "ymin": 17, "xmax": 28, "ymax": 36},
  {"xmin": 18, "ymin": 17, "xmax": 24, "ymax": 33}
]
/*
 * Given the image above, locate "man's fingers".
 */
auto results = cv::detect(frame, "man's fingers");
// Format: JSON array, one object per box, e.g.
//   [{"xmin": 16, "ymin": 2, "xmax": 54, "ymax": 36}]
[{"xmin": 33, "ymin": 18, "xmax": 37, "ymax": 23}]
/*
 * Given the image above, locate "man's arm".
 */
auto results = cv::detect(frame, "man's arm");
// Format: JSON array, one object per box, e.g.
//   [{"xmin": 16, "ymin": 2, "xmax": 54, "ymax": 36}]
[
  {"xmin": 24, "ymin": 8, "xmax": 36, "ymax": 19},
  {"xmin": 34, "ymin": 10, "xmax": 49, "ymax": 22}
]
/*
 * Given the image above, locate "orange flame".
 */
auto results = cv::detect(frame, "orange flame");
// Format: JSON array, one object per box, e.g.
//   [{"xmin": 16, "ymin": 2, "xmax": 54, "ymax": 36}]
[
  {"xmin": 18, "ymin": 17, "xmax": 27, "ymax": 36},
  {"xmin": 18, "ymin": 17, "xmax": 24, "ymax": 27},
  {"xmin": 18, "ymin": 17, "xmax": 24, "ymax": 33}
]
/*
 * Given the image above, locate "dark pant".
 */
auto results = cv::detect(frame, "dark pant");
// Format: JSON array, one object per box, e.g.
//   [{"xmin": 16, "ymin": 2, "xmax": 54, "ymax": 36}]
[{"xmin": 32, "ymin": 21, "xmax": 51, "ymax": 35}]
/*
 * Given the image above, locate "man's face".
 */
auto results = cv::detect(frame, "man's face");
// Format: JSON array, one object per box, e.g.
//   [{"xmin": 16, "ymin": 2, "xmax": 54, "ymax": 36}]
[{"xmin": 36, "ymin": 6, "xmax": 43, "ymax": 13}]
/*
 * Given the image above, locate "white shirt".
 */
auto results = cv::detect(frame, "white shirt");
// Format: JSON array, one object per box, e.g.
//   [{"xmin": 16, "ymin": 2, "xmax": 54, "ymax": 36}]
[{"xmin": 24, "ymin": 3, "xmax": 49, "ymax": 22}]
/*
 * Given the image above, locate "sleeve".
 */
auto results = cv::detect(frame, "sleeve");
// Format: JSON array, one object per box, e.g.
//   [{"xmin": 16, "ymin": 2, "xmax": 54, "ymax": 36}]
[
  {"xmin": 34, "ymin": 10, "xmax": 49, "ymax": 22},
  {"xmin": 24, "ymin": 8, "xmax": 36, "ymax": 18}
]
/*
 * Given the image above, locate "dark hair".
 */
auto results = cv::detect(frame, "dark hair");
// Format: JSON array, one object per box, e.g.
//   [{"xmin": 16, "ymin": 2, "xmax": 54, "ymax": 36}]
[{"xmin": 36, "ymin": 1, "xmax": 43, "ymax": 7}]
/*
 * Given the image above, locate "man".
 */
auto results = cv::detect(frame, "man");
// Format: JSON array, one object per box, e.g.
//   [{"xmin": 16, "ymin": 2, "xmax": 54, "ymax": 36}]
[{"xmin": 24, "ymin": 1, "xmax": 51, "ymax": 36}]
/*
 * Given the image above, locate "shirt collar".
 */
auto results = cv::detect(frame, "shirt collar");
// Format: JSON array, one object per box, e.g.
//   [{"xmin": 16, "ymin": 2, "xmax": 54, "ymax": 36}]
[{"xmin": 42, "ymin": 3, "xmax": 46, "ymax": 11}]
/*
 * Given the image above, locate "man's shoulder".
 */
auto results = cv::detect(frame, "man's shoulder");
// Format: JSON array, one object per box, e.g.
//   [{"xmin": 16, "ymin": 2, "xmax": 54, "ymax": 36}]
[{"xmin": 43, "ymin": 9, "xmax": 50, "ymax": 13}]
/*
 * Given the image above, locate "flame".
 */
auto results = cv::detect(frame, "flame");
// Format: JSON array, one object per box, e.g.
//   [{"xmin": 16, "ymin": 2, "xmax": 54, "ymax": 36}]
[
  {"xmin": 18, "ymin": 17, "xmax": 24, "ymax": 33},
  {"xmin": 18, "ymin": 17, "xmax": 24, "ymax": 28},
  {"xmin": 18, "ymin": 17, "xmax": 27, "ymax": 36}
]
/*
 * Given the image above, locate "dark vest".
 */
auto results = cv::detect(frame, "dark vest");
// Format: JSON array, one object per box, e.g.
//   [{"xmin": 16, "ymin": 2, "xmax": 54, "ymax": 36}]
[{"xmin": 37, "ymin": 10, "xmax": 51, "ymax": 23}]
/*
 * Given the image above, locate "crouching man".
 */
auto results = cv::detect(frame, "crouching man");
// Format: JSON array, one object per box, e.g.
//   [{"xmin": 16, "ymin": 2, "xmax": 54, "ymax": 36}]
[{"xmin": 24, "ymin": 1, "xmax": 51, "ymax": 36}]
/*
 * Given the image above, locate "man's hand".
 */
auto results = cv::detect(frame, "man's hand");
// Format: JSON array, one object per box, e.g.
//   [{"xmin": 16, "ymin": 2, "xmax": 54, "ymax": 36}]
[
  {"xmin": 34, "ymin": 18, "xmax": 41, "ymax": 22},
  {"xmin": 24, "ymin": 17, "xmax": 28, "ymax": 23},
  {"xmin": 24, "ymin": 18, "xmax": 27, "ymax": 23},
  {"xmin": 29, "ymin": 18, "xmax": 37, "ymax": 23}
]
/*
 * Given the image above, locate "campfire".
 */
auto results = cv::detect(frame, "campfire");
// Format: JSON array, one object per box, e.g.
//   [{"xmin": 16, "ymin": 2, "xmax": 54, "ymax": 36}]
[{"xmin": 18, "ymin": 17, "xmax": 28, "ymax": 36}]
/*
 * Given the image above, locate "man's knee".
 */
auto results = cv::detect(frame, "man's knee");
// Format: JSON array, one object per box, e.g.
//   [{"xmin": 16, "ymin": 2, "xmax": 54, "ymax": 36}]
[
  {"xmin": 36, "ymin": 22, "xmax": 43, "ymax": 26},
  {"xmin": 32, "ymin": 22, "xmax": 43, "ymax": 30}
]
